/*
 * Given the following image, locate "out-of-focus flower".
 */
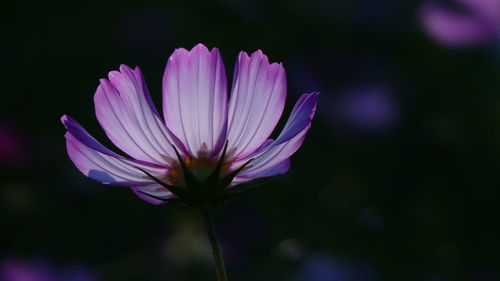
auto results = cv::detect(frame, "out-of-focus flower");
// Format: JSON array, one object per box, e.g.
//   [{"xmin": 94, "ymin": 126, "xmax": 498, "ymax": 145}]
[
  {"xmin": 297, "ymin": 253, "xmax": 378, "ymax": 281},
  {"xmin": 61, "ymin": 43, "xmax": 318, "ymax": 206},
  {"xmin": 0, "ymin": 258, "xmax": 98, "ymax": 281},
  {"xmin": 329, "ymin": 84, "xmax": 399, "ymax": 134},
  {"xmin": 419, "ymin": 0, "xmax": 500, "ymax": 47}
]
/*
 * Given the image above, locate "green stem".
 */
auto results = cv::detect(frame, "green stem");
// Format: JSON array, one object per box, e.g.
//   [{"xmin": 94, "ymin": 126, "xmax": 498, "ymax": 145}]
[{"xmin": 201, "ymin": 204, "xmax": 228, "ymax": 281}]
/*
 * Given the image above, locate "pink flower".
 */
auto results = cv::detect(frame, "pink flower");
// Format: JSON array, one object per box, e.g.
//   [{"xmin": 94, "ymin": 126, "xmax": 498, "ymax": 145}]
[
  {"xmin": 61, "ymin": 44, "xmax": 318, "ymax": 205},
  {"xmin": 419, "ymin": 0, "xmax": 500, "ymax": 47}
]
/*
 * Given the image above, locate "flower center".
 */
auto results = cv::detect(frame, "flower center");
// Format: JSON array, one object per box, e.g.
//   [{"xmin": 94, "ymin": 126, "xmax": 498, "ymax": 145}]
[
  {"xmin": 138, "ymin": 143, "xmax": 254, "ymax": 204},
  {"xmin": 168, "ymin": 155, "xmax": 231, "ymax": 188}
]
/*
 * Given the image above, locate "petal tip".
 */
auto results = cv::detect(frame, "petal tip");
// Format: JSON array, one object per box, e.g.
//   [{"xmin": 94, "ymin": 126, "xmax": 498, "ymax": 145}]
[
  {"xmin": 61, "ymin": 115, "xmax": 75, "ymax": 129},
  {"xmin": 237, "ymin": 51, "xmax": 251, "ymax": 63},
  {"xmin": 191, "ymin": 43, "xmax": 220, "ymax": 53},
  {"xmin": 250, "ymin": 49, "xmax": 268, "ymax": 62},
  {"xmin": 61, "ymin": 114, "xmax": 69, "ymax": 124},
  {"xmin": 303, "ymin": 91, "xmax": 320, "ymax": 100},
  {"xmin": 191, "ymin": 43, "xmax": 211, "ymax": 54},
  {"xmin": 252, "ymin": 49, "xmax": 264, "ymax": 57},
  {"xmin": 107, "ymin": 70, "xmax": 121, "ymax": 80},
  {"xmin": 193, "ymin": 42, "xmax": 209, "ymax": 49},
  {"xmin": 170, "ymin": 47, "xmax": 189, "ymax": 60},
  {"xmin": 118, "ymin": 64, "xmax": 132, "ymax": 73},
  {"xmin": 98, "ymin": 78, "xmax": 109, "ymax": 85}
]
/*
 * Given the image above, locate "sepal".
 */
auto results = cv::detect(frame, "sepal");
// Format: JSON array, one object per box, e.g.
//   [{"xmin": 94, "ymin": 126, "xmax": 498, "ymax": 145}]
[
  {"xmin": 135, "ymin": 190, "xmax": 188, "ymax": 204},
  {"xmin": 137, "ymin": 142, "xmax": 273, "ymax": 206},
  {"xmin": 221, "ymin": 178, "xmax": 271, "ymax": 201},
  {"xmin": 137, "ymin": 167, "xmax": 191, "ymax": 199},
  {"xmin": 172, "ymin": 145, "xmax": 201, "ymax": 190},
  {"xmin": 204, "ymin": 141, "xmax": 229, "ymax": 200},
  {"xmin": 219, "ymin": 159, "xmax": 254, "ymax": 193}
]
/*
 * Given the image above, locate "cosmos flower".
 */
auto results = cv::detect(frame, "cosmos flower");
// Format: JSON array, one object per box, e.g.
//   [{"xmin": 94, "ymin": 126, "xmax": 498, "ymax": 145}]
[
  {"xmin": 62, "ymin": 44, "xmax": 318, "ymax": 205},
  {"xmin": 419, "ymin": 0, "xmax": 500, "ymax": 47}
]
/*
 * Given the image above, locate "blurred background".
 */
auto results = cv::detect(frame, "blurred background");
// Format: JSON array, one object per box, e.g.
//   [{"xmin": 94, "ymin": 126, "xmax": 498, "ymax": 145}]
[{"xmin": 1, "ymin": 0, "xmax": 500, "ymax": 280}]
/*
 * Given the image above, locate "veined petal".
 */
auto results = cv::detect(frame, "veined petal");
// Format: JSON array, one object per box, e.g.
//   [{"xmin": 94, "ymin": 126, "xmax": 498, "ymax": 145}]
[
  {"xmin": 62, "ymin": 115, "xmax": 167, "ymax": 186},
  {"xmin": 230, "ymin": 92, "xmax": 317, "ymax": 179},
  {"xmin": 94, "ymin": 65, "xmax": 181, "ymax": 166},
  {"xmin": 273, "ymin": 92, "xmax": 319, "ymax": 146},
  {"xmin": 162, "ymin": 44, "xmax": 228, "ymax": 158},
  {"xmin": 233, "ymin": 126, "xmax": 309, "ymax": 180},
  {"xmin": 240, "ymin": 92, "xmax": 318, "ymax": 159},
  {"xmin": 226, "ymin": 50, "xmax": 287, "ymax": 160},
  {"xmin": 131, "ymin": 184, "xmax": 173, "ymax": 205},
  {"xmin": 231, "ymin": 159, "xmax": 290, "ymax": 185}
]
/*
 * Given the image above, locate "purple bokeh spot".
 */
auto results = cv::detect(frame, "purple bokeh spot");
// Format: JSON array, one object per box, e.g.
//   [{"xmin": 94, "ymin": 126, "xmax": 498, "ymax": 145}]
[
  {"xmin": 0, "ymin": 258, "xmax": 98, "ymax": 281},
  {"xmin": 298, "ymin": 254, "xmax": 379, "ymax": 281},
  {"xmin": 330, "ymin": 85, "xmax": 399, "ymax": 134},
  {"xmin": 299, "ymin": 255, "xmax": 350, "ymax": 281},
  {"xmin": 419, "ymin": 0, "xmax": 500, "ymax": 47},
  {"xmin": 343, "ymin": 89, "xmax": 397, "ymax": 129}
]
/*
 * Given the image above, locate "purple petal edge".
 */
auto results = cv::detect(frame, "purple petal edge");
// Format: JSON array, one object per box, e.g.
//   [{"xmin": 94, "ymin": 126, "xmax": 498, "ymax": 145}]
[
  {"xmin": 131, "ymin": 184, "xmax": 174, "ymax": 205},
  {"xmin": 226, "ymin": 50, "xmax": 287, "ymax": 160},
  {"xmin": 62, "ymin": 115, "xmax": 166, "ymax": 186},
  {"xmin": 234, "ymin": 159, "xmax": 291, "ymax": 184},
  {"xmin": 273, "ymin": 92, "xmax": 319, "ymax": 147},
  {"xmin": 162, "ymin": 43, "xmax": 228, "ymax": 158},
  {"xmin": 94, "ymin": 65, "xmax": 184, "ymax": 166},
  {"xmin": 229, "ymin": 91, "xmax": 318, "ymax": 181}
]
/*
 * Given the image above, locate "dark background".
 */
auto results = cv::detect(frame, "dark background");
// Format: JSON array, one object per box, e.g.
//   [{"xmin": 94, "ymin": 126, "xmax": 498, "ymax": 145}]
[{"xmin": 1, "ymin": 0, "xmax": 500, "ymax": 280}]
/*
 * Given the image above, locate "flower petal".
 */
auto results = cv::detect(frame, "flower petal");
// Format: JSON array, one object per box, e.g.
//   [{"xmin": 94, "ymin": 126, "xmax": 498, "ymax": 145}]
[
  {"xmin": 131, "ymin": 184, "xmax": 173, "ymax": 205},
  {"xmin": 232, "ymin": 159, "xmax": 290, "ymax": 185},
  {"xmin": 273, "ymin": 92, "xmax": 319, "ymax": 146},
  {"xmin": 226, "ymin": 50, "xmax": 287, "ymax": 160},
  {"xmin": 234, "ymin": 127, "xmax": 309, "ymax": 180},
  {"xmin": 419, "ymin": 2, "xmax": 496, "ymax": 47},
  {"xmin": 62, "ymin": 115, "xmax": 167, "ymax": 186},
  {"xmin": 457, "ymin": 0, "xmax": 500, "ymax": 24},
  {"xmin": 231, "ymin": 92, "xmax": 318, "ymax": 179},
  {"xmin": 94, "ymin": 64, "xmax": 182, "ymax": 166},
  {"xmin": 162, "ymin": 43, "xmax": 228, "ymax": 158}
]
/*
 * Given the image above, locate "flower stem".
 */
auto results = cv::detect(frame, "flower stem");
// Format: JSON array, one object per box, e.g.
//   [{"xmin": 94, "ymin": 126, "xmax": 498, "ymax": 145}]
[{"xmin": 201, "ymin": 204, "xmax": 228, "ymax": 281}]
